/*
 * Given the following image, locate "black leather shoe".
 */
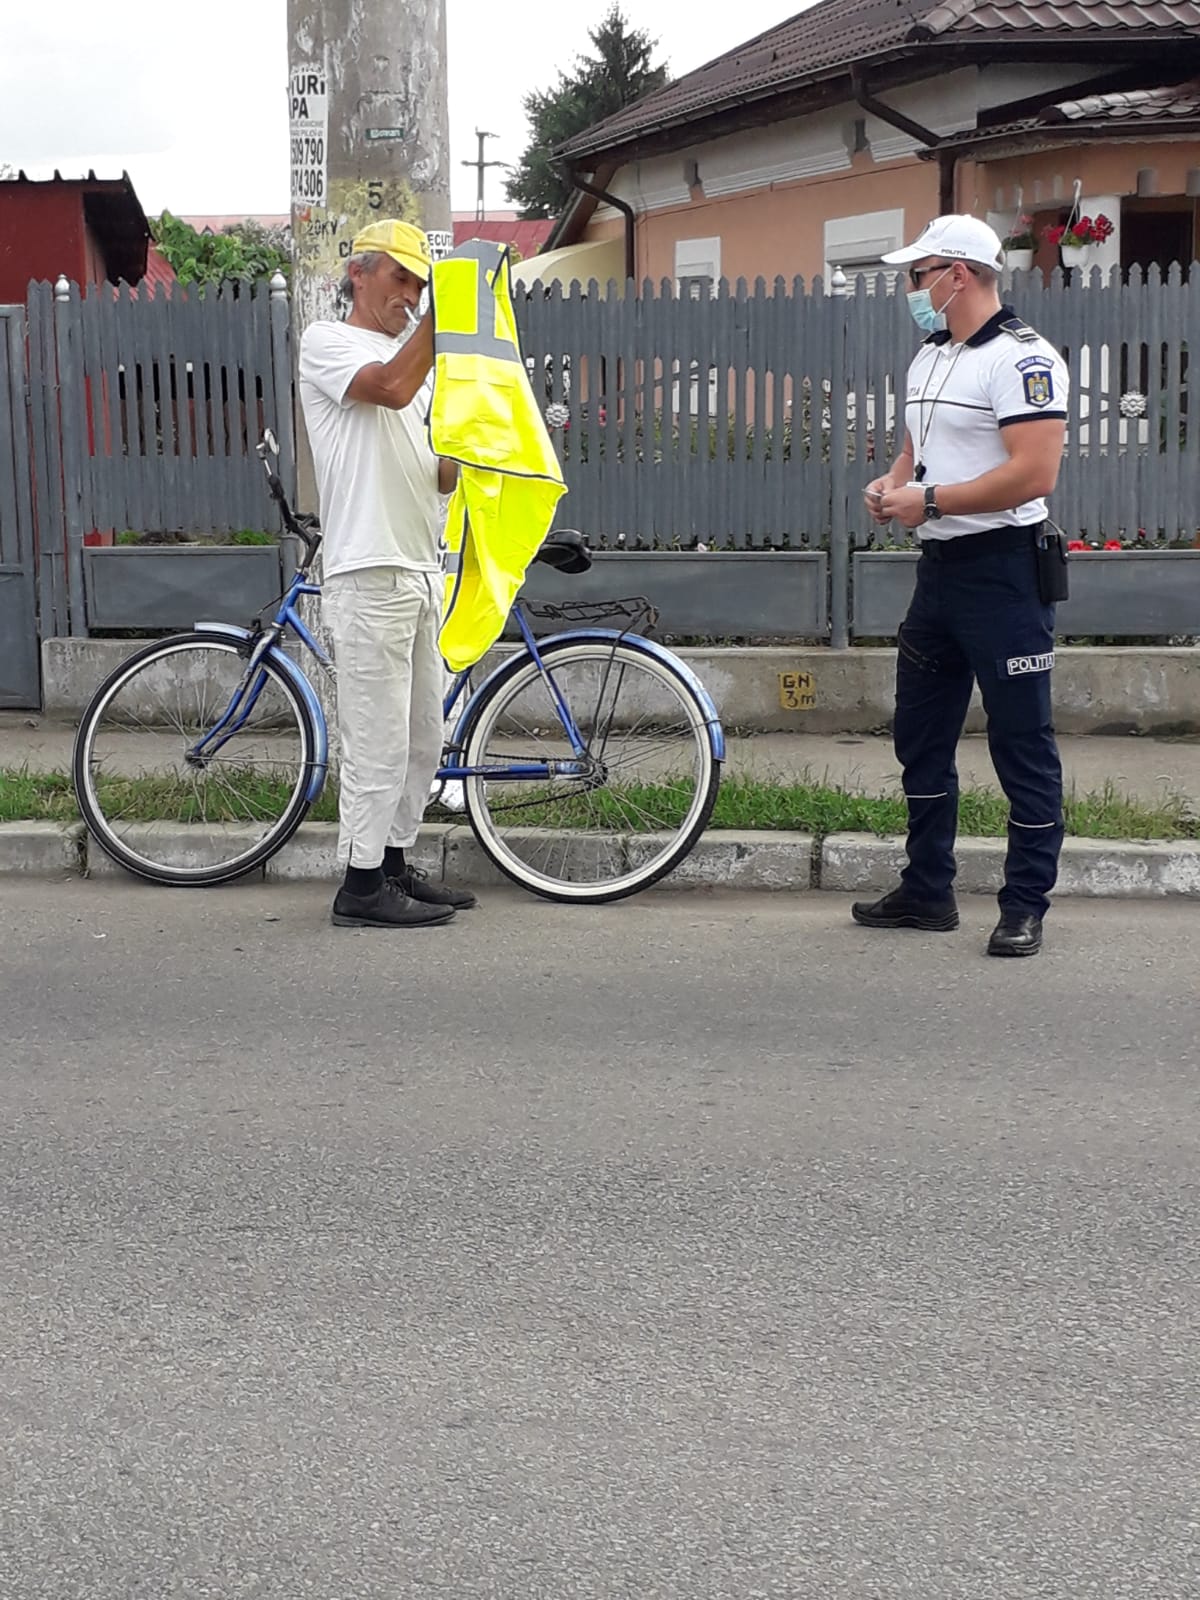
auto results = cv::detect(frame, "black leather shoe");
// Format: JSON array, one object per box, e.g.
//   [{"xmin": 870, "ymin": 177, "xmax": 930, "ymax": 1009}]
[
  {"xmin": 331, "ymin": 880, "xmax": 456, "ymax": 928},
  {"xmin": 987, "ymin": 912, "xmax": 1043, "ymax": 957},
  {"xmin": 851, "ymin": 888, "xmax": 959, "ymax": 932},
  {"xmin": 390, "ymin": 865, "xmax": 477, "ymax": 911}
]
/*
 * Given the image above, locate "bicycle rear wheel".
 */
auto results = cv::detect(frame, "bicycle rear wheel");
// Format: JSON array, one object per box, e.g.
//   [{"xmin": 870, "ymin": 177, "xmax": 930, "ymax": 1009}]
[
  {"xmin": 73, "ymin": 633, "xmax": 318, "ymax": 886},
  {"xmin": 459, "ymin": 637, "xmax": 721, "ymax": 903}
]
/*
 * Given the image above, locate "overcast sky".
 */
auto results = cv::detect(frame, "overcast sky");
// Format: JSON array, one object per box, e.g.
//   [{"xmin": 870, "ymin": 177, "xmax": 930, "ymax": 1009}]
[{"xmin": 1, "ymin": 0, "xmax": 799, "ymax": 218}]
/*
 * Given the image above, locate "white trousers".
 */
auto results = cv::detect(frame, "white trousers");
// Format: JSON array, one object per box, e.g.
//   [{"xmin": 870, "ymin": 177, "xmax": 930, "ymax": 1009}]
[{"xmin": 322, "ymin": 566, "xmax": 445, "ymax": 868}]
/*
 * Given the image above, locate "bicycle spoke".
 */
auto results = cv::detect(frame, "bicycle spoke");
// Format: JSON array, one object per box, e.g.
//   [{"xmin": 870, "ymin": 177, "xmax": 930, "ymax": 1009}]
[
  {"xmin": 463, "ymin": 642, "xmax": 718, "ymax": 900},
  {"xmin": 78, "ymin": 637, "xmax": 313, "ymax": 882}
]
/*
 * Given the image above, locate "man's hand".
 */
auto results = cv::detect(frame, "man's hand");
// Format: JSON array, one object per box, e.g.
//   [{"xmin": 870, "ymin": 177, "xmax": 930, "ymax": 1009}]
[
  {"xmin": 864, "ymin": 474, "xmax": 896, "ymax": 526},
  {"xmin": 879, "ymin": 483, "xmax": 927, "ymax": 529}
]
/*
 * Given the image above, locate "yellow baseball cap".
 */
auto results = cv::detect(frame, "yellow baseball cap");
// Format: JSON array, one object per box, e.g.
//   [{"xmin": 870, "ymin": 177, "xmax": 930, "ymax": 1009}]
[{"xmin": 350, "ymin": 219, "xmax": 433, "ymax": 281}]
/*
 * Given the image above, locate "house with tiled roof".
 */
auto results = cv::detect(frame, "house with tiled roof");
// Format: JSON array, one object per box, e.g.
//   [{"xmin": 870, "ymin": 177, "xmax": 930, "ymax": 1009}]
[{"xmin": 548, "ymin": 0, "xmax": 1200, "ymax": 287}]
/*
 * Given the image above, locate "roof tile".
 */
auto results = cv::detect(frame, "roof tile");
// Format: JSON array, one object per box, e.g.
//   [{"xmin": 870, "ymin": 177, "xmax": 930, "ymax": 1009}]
[{"xmin": 559, "ymin": 0, "xmax": 1200, "ymax": 160}]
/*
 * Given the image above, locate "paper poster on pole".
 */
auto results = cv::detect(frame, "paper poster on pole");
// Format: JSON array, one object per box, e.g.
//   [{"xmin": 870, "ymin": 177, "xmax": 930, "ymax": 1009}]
[{"xmin": 289, "ymin": 62, "xmax": 329, "ymax": 210}]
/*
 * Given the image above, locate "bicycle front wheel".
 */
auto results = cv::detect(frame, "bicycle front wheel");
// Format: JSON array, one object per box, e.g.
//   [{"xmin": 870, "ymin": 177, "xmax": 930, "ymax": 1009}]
[
  {"xmin": 73, "ymin": 633, "xmax": 318, "ymax": 886},
  {"xmin": 460, "ymin": 637, "xmax": 721, "ymax": 902}
]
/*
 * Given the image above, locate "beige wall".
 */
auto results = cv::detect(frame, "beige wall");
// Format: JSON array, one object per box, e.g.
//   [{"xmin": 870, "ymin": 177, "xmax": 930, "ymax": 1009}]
[
  {"xmin": 616, "ymin": 154, "xmax": 939, "ymax": 286},
  {"xmin": 581, "ymin": 132, "xmax": 1199, "ymax": 288},
  {"xmin": 970, "ymin": 140, "xmax": 1199, "ymax": 213}
]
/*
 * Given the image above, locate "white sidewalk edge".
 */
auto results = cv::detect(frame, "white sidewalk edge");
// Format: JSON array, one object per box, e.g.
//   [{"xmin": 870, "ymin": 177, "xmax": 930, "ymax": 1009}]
[{"xmin": 5, "ymin": 822, "xmax": 1200, "ymax": 898}]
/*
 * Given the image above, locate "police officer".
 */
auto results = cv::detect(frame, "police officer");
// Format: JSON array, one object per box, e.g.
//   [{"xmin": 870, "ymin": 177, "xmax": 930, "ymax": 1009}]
[{"xmin": 855, "ymin": 216, "xmax": 1070, "ymax": 957}]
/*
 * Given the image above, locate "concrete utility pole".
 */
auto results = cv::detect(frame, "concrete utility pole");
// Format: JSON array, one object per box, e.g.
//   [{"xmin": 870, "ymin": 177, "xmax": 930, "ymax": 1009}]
[
  {"xmin": 286, "ymin": 0, "xmax": 451, "ymax": 758},
  {"xmin": 287, "ymin": 0, "xmax": 452, "ymax": 341}
]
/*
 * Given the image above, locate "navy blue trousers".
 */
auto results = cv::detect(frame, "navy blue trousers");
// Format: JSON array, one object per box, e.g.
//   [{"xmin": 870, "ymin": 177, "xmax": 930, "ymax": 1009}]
[{"xmin": 894, "ymin": 539, "xmax": 1064, "ymax": 918}]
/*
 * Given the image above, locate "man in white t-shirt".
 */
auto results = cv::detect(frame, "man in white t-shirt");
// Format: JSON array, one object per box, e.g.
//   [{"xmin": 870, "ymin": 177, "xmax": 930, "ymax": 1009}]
[{"xmin": 299, "ymin": 218, "xmax": 476, "ymax": 929}]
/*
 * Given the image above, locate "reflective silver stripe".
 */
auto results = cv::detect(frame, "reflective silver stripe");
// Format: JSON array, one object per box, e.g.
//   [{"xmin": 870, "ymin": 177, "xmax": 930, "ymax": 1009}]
[
  {"xmin": 904, "ymin": 791, "xmax": 950, "ymax": 800},
  {"xmin": 451, "ymin": 239, "xmax": 504, "ymax": 270},
  {"xmin": 1009, "ymin": 818, "xmax": 1059, "ymax": 829},
  {"xmin": 442, "ymin": 551, "xmax": 461, "ymax": 575},
  {"xmin": 437, "ymin": 328, "xmax": 515, "ymax": 360},
  {"xmin": 436, "ymin": 240, "xmax": 518, "ymax": 363}
]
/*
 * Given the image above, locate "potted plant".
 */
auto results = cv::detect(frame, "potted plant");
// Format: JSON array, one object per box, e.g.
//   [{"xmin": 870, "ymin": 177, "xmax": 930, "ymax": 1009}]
[
  {"xmin": 1001, "ymin": 215, "xmax": 1036, "ymax": 273},
  {"xmin": 1046, "ymin": 213, "xmax": 1114, "ymax": 270}
]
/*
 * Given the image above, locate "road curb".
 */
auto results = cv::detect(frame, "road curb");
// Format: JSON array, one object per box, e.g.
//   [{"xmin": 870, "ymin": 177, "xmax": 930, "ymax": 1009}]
[
  {"xmin": 5, "ymin": 820, "xmax": 1200, "ymax": 898},
  {"xmin": 0, "ymin": 821, "xmax": 85, "ymax": 877}
]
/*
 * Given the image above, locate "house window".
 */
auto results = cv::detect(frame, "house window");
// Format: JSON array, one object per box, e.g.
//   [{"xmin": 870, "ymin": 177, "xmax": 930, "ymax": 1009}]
[
  {"xmin": 675, "ymin": 236, "xmax": 721, "ymax": 297},
  {"xmin": 1121, "ymin": 200, "xmax": 1195, "ymax": 283},
  {"xmin": 823, "ymin": 209, "xmax": 905, "ymax": 293}
]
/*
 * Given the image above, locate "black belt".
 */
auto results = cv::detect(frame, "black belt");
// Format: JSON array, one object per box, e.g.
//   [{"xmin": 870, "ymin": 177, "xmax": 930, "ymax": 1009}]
[{"xmin": 919, "ymin": 524, "xmax": 1044, "ymax": 562}]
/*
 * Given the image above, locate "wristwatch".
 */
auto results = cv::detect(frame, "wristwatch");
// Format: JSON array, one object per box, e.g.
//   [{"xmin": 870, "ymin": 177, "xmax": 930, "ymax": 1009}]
[{"xmin": 923, "ymin": 483, "xmax": 943, "ymax": 521}]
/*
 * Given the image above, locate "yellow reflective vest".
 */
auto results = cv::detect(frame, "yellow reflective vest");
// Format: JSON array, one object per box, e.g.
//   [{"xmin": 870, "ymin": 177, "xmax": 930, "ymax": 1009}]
[{"xmin": 429, "ymin": 242, "xmax": 566, "ymax": 670}]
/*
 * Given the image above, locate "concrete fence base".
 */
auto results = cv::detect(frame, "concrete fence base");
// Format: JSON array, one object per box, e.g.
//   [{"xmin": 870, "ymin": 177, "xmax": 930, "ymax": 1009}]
[{"xmin": 43, "ymin": 639, "xmax": 1200, "ymax": 736}]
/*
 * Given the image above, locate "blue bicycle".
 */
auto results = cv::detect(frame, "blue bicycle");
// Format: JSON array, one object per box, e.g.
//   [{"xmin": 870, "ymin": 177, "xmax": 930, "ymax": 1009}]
[{"xmin": 73, "ymin": 433, "xmax": 725, "ymax": 902}]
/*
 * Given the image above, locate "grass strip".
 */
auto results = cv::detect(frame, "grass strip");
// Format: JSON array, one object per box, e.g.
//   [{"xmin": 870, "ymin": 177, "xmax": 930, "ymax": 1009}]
[{"xmin": 3, "ymin": 768, "xmax": 1195, "ymax": 841}]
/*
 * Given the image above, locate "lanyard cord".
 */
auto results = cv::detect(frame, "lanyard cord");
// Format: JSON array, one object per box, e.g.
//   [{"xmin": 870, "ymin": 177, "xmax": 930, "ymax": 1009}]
[{"xmin": 915, "ymin": 344, "xmax": 966, "ymax": 470}]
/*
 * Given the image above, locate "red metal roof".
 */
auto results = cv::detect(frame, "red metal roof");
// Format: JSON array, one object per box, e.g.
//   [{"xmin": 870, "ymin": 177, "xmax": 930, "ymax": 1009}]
[
  {"xmin": 138, "ymin": 246, "xmax": 177, "ymax": 296},
  {"xmin": 180, "ymin": 214, "xmax": 290, "ymax": 234},
  {"xmin": 453, "ymin": 217, "xmax": 553, "ymax": 257},
  {"xmin": 558, "ymin": 0, "xmax": 1200, "ymax": 161}
]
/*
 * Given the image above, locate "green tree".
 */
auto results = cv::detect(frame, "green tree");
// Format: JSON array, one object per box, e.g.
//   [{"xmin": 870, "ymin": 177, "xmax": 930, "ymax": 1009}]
[
  {"xmin": 506, "ymin": 4, "xmax": 668, "ymax": 220},
  {"xmin": 151, "ymin": 211, "xmax": 291, "ymax": 288}
]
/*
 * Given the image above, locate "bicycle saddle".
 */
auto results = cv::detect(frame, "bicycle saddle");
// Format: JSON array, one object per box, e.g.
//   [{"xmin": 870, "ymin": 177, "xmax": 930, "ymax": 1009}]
[{"xmin": 533, "ymin": 529, "xmax": 591, "ymax": 574}]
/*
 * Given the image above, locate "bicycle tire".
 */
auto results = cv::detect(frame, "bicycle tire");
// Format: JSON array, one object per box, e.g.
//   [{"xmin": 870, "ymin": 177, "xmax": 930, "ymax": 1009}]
[
  {"xmin": 73, "ymin": 632, "xmax": 318, "ymax": 887},
  {"xmin": 458, "ymin": 636, "xmax": 721, "ymax": 903}
]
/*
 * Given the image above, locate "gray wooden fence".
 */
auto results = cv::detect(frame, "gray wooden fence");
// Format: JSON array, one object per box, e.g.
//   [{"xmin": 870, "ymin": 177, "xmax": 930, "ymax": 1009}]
[
  {"xmin": 4, "ymin": 263, "xmax": 1195, "ymax": 710},
  {"xmin": 515, "ymin": 265, "xmax": 1199, "ymax": 555},
  {"xmin": 28, "ymin": 273, "xmax": 296, "ymax": 550}
]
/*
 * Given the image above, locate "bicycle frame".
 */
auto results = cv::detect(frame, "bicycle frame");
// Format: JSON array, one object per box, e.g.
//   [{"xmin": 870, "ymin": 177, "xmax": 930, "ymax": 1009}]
[
  {"xmin": 191, "ymin": 566, "xmax": 606, "ymax": 794},
  {"xmin": 213, "ymin": 434, "xmax": 722, "ymax": 802}
]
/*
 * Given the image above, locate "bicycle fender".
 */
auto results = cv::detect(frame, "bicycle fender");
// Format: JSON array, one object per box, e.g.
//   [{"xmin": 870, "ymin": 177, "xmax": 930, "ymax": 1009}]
[
  {"xmin": 453, "ymin": 629, "xmax": 726, "ymax": 761},
  {"xmin": 193, "ymin": 622, "xmax": 330, "ymax": 801}
]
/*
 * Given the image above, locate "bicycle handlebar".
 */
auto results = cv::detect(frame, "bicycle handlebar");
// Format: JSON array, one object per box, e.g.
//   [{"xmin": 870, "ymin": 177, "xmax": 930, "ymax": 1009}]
[{"xmin": 257, "ymin": 437, "xmax": 321, "ymax": 568}]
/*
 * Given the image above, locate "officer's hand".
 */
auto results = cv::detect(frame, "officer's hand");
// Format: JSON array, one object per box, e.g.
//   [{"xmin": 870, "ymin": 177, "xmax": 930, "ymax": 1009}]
[
  {"xmin": 864, "ymin": 475, "xmax": 894, "ymax": 525},
  {"xmin": 880, "ymin": 483, "xmax": 926, "ymax": 529}
]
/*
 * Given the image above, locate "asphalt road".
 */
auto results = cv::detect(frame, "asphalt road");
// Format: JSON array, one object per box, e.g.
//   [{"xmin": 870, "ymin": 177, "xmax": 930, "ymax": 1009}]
[{"xmin": 2, "ymin": 879, "xmax": 1198, "ymax": 1599}]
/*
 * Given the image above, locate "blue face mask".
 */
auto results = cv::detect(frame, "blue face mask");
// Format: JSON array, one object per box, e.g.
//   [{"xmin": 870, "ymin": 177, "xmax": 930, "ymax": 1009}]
[{"xmin": 906, "ymin": 267, "xmax": 958, "ymax": 334}]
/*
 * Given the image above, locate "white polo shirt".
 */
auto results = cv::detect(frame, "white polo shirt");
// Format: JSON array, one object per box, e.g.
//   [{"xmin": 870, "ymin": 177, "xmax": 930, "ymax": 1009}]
[{"xmin": 905, "ymin": 307, "xmax": 1069, "ymax": 542}]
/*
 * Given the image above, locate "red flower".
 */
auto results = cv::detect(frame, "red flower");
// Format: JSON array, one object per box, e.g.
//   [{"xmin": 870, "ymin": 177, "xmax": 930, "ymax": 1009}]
[
  {"xmin": 1067, "ymin": 539, "xmax": 1087, "ymax": 551},
  {"xmin": 1046, "ymin": 212, "xmax": 1115, "ymax": 250},
  {"xmin": 1103, "ymin": 540, "xmax": 1123, "ymax": 550}
]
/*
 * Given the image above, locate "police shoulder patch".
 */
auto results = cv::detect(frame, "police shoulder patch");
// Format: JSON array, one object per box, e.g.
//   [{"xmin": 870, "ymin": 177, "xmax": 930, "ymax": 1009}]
[
  {"xmin": 1021, "ymin": 367, "xmax": 1054, "ymax": 408},
  {"xmin": 1000, "ymin": 316, "xmax": 1039, "ymax": 343}
]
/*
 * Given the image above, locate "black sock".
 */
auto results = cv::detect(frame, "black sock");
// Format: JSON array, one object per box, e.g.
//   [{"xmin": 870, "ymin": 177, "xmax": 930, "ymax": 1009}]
[
  {"xmin": 382, "ymin": 846, "xmax": 407, "ymax": 879},
  {"xmin": 343, "ymin": 863, "xmax": 383, "ymax": 897}
]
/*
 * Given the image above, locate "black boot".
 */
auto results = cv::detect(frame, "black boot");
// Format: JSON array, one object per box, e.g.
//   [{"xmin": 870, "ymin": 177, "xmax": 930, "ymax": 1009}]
[
  {"xmin": 851, "ymin": 887, "xmax": 959, "ymax": 932},
  {"xmin": 987, "ymin": 912, "xmax": 1043, "ymax": 957}
]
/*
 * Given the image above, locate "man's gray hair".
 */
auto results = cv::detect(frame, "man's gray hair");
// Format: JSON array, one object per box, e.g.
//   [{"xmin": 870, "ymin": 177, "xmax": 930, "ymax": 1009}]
[{"xmin": 339, "ymin": 250, "xmax": 385, "ymax": 305}]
